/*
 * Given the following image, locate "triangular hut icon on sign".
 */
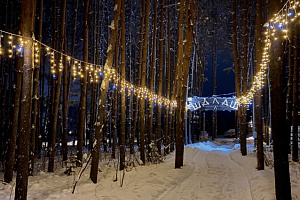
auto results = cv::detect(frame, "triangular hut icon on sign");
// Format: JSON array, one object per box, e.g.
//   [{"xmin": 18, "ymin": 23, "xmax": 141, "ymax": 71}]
[
  {"xmin": 212, "ymin": 98, "xmax": 219, "ymax": 104},
  {"xmin": 203, "ymin": 98, "xmax": 209, "ymax": 105},
  {"xmin": 222, "ymin": 99, "xmax": 228, "ymax": 106}
]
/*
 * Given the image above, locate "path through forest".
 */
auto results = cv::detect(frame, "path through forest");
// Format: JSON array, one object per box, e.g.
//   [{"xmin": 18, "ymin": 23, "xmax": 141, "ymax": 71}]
[
  {"xmin": 3, "ymin": 141, "xmax": 300, "ymax": 200},
  {"xmin": 157, "ymin": 147, "xmax": 252, "ymax": 200}
]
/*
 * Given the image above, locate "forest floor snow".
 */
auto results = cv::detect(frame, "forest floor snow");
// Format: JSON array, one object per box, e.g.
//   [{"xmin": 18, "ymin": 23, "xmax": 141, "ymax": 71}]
[{"xmin": 1, "ymin": 140, "xmax": 300, "ymax": 200}]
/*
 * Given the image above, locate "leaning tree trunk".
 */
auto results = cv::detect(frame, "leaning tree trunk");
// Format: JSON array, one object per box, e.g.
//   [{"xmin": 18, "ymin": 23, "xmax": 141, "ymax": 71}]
[
  {"xmin": 119, "ymin": 0, "xmax": 126, "ymax": 171},
  {"xmin": 15, "ymin": 0, "xmax": 37, "ymax": 199},
  {"xmin": 48, "ymin": 0, "xmax": 67, "ymax": 172},
  {"xmin": 255, "ymin": 0, "xmax": 264, "ymax": 170},
  {"xmin": 240, "ymin": 0, "xmax": 248, "ymax": 156},
  {"xmin": 157, "ymin": 0, "xmax": 164, "ymax": 156},
  {"xmin": 292, "ymin": 22, "xmax": 299, "ymax": 162},
  {"xmin": 268, "ymin": 0, "xmax": 292, "ymax": 199},
  {"xmin": 139, "ymin": 0, "xmax": 151, "ymax": 165},
  {"xmin": 77, "ymin": 0, "xmax": 89, "ymax": 167},
  {"xmin": 90, "ymin": 0, "xmax": 121, "ymax": 183}
]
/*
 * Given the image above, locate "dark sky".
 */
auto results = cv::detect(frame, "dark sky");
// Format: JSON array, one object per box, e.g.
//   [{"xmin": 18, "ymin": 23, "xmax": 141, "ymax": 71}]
[{"xmin": 202, "ymin": 52, "xmax": 235, "ymax": 97}]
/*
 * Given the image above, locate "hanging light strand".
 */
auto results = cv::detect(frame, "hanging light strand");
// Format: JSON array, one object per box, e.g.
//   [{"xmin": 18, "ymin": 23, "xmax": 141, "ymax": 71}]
[
  {"xmin": 237, "ymin": 0, "xmax": 298, "ymax": 106},
  {"xmin": 0, "ymin": 29, "xmax": 177, "ymax": 108}
]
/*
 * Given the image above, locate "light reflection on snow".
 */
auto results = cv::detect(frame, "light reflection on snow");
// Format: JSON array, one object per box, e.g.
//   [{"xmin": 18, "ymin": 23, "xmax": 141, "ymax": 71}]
[{"xmin": 186, "ymin": 141, "xmax": 255, "ymax": 154}]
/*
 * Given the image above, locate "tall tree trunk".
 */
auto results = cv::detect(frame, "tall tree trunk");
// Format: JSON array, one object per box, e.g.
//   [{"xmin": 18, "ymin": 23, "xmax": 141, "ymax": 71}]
[
  {"xmin": 132, "ymin": 0, "xmax": 145, "ymax": 155},
  {"xmin": 77, "ymin": 0, "xmax": 89, "ymax": 167},
  {"xmin": 90, "ymin": 0, "xmax": 101, "ymax": 152},
  {"xmin": 268, "ymin": 0, "xmax": 292, "ymax": 199},
  {"xmin": 255, "ymin": 0, "xmax": 264, "ymax": 170},
  {"xmin": 139, "ymin": 0, "xmax": 151, "ymax": 165},
  {"xmin": 90, "ymin": 0, "xmax": 121, "ymax": 183},
  {"xmin": 49, "ymin": 0, "xmax": 57, "ymax": 140},
  {"xmin": 15, "ymin": 0, "xmax": 36, "ymax": 198},
  {"xmin": 4, "ymin": 38, "xmax": 22, "ymax": 183},
  {"xmin": 48, "ymin": 0, "xmax": 67, "ymax": 172},
  {"xmin": 292, "ymin": 23, "xmax": 299, "ymax": 162},
  {"xmin": 165, "ymin": 0, "xmax": 171, "ymax": 155},
  {"xmin": 212, "ymin": 0, "xmax": 217, "ymax": 140},
  {"xmin": 112, "ymin": 28, "xmax": 120, "ymax": 159},
  {"xmin": 179, "ymin": 0, "xmax": 195, "ymax": 168},
  {"xmin": 287, "ymin": 28, "xmax": 293, "ymax": 154},
  {"xmin": 65, "ymin": 0, "xmax": 79, "ymax": 155},
  {"xmin": 232, "ymin": 0, "xmax": 241, "ymax": 140},
  {"xmin": 147, "ymin": 0, "xmax": 157, "ymax": 160},
  {"xmin": 29, "ymin": 0, "xmax": 44, "ymax": 176},
  {"xmin": 62, "ymin": 38, "xmax": 68, "ymax": 161},
  {"xmin": 240, "ymin": 0, "xmax": 248, "ymax": 156},
  {"xmin": 119, "ymin": 0, "xmax": 126, "ymax": 171},
  {"xmin": 175, "ymin": 0, "xmax": 184, "ymax": 169},
  {"xmin": 157, "ymin": 0, "xmax": 164, "ymax": 155}
]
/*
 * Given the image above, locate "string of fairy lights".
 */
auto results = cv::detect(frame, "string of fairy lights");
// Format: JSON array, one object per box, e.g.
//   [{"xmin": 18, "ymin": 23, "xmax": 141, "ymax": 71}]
[
  {"xmin": 0, "ymin": 30, "xmax": 177, "ymax": 108},
  {"xmin": 237, "ymin": 0, "xmax": 299, "ymax": 106},
  {"xmin": 0, "ymin": 0, "xmax": 296, "ymax": 108}
]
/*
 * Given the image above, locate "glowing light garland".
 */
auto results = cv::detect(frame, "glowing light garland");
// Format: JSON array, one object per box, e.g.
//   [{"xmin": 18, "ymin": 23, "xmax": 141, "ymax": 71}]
[
  {"xmin": 237, "ymin": 0, "xmax": 299, "ymax": 106},
  {"xmin": 0, "ymin": 30, "xmax": 177, "ymax": 108}
]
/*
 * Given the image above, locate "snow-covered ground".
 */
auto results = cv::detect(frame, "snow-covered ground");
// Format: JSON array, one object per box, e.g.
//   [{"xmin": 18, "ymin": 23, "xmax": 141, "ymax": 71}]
[{"xmin": 1, "ymin": 141, "xmax": 300, "ymax": 200}]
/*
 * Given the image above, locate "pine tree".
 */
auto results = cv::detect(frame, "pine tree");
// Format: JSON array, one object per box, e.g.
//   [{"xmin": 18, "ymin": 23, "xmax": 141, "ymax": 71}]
[
  {"xmin": 15, "ymin": 0, "xmax": 36, "ymax": 198},
  {"xmin": 139, "ymin": 0, "xmax": 151, "ymax": 164},
  {"xmin": 157, "ymin": 0, "xmax": 164, "ymax": 155},
  {"xmin": 48, "ymin": 0, "xmax": 67, "ymax": 172},
  {"xmin": 255, "ymin": 0, "xmax": 264, "ymax": 170},
  {"xmin": 268, "ymin": 0, "xmax": 292, "ymax": 198},
  {"xmin": 292, "ymin": 22, "xmax": 299, "ymax": 162},
  {"xmin": 90, "ymin": 0, "xmax": 122, "ymax": 183},
  {"xmin": 120, "ymin": 0, "xmax": 126, "ymax": 171},
  {"xmin": 240, "ymin": 0, "xmax": 248, "ymax": 156},
  {"xmin": 147, "ymin": 0, "xmax": 157, "ymax": 160},
  {"xmin": 77, "ymin": 0, "xmax": 89, "ymax": 167}
]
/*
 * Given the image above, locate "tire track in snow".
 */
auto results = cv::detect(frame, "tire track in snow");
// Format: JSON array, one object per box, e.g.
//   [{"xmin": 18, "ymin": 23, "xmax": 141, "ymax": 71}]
[{"xmin": 158, "ymin": 148, "xmax": 253, "ymax": 200}]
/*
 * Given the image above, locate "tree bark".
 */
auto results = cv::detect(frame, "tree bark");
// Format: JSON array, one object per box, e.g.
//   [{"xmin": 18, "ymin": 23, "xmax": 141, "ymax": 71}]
[
  {"xmin": 147, "ymin": 0, "xmax": 157, "ymax": 160},
  {"xmin": 240, "ymin": 0, "xmax": 248, "ymax": 156},
  {"xmin": 29, "ymin": 0, "xmax": 43, "ymax": 176},
  {"xmin": 131, "ymin": 0, "xmax": 145, "ymax": 155},
  {"xmin": 90, "ymin": 0, "xmax": 121, "ymax": 183},
  {"xmin": 232, "ymin": 0, "xmax": 241, "ymax": 140},
  {"xmin": 119, "ymin": 0, "xmax": 126, "ymax": 171},
  {"xmin": 268, "ymin": 0, "xmax": 292, "ymax": 199},
  {"xmin": 15, "ymin": 0, "xmax": 36, "ymax": 198},
  {"xmin": 255, "ymin": 0, "xmax": 264, "ymax": 170},
  {"xmin": 287, "ymin": 28, "xmax": 293, "ymax": 155},
  {"xmin": 48, "ymin": 0, "xmax": 67, "ymax": 172},
  {"xmin": 292, "ymin": 22, "xmax": 299, "ymax": 162},
  {"xmin": 175, "ymin": 0, "xmax": 184, "ymax": 169},
  {"xmin": 157, "ymin": 0, "xmax": 164, "ymax": 155},
  {"xmin": 77, "ymin": 0, "xmax": 89, "ymax": 167},
  {"xmin": 212, "ymin": 0, "xmax": 217, "ymax": 140},
  {"xmin": 164, "ymin": 0, "xmax": 171, "ymax": 155},
  {"xmin": 139, "ymin": 0, "xmax": 151, "ymax": 164}
]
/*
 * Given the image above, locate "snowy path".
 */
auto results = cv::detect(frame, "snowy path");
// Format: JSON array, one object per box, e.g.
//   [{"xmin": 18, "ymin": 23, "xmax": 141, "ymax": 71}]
[
  {"xmin": 158, "ymin": 148, "xmax": 253, "ymax": 200},
  {"xmin": 4, "ymin": 141, "xmax": 300, "ymax": 199}
]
